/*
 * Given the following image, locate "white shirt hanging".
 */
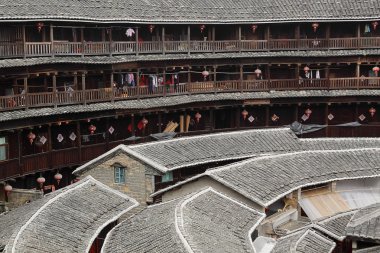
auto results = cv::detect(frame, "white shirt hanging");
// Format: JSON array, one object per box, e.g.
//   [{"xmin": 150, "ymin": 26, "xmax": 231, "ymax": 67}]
[
  {"xmin": 316, "ymin": 70, "xmax": 320, "ymax": 79},
  {"xmin": 126, "ymin": 28, "xmax": 135, "ymax": 37}
]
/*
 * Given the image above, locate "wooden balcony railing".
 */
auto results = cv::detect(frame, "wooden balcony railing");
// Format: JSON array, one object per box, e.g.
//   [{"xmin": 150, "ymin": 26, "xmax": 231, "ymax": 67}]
[
  {"xmin": 0, "ymin": 77, "xmax": 379, "ymax": 112},
  {"xmin": 2, "ymin": 37, "xmax": 380, "ymax": 58}
]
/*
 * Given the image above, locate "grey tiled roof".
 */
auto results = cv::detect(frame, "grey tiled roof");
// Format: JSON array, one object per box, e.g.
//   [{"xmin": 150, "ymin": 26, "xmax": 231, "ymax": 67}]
[
  {"xmin": 128, "ymin": 128, "xmax": 300, "ymax": 171},
  {"xmin": 0, "ymin": 0, "xmax": 379, "ymax": 23},
  {"xmin": 314, "ymin": 211, "xmax": 355, "ymax": 241},
  {"xmin": 356, "ymin": 246, "xmax": 380, "ymax": 253},
  {"xmin": 102, "ymin": 187, "xmax": 264, "ymax": 253},
  {"xmin": 301, "ymin": 138, "xmax": 380, "ymax": 151},
  {"xmin": 271, "ymin": 229, "xmax": 336, "ymax": 253},
  {"xmin": 0, "ymin": 0, "xmax": 380, "ymax": 23},
  {"xmin": 206, "ymin": 149, "xmax": 380, "ymax": 206},
  {"xmin": 0, "ymin": 176, "xmax": 138, "ymax": 253},
  {"xmin": 1, "ymin": 49, "xmax": 380, "ymax": 68},
  {"xmin": 346, "ymin": 202, "xmax": 380, "ymax": 240},
  {"xmin": 2, "ymin": 89, "xmax": 380, "ymax": 123}
]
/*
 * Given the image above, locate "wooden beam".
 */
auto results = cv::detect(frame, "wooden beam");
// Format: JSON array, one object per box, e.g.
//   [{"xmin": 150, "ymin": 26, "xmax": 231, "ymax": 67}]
[
  {"xmin": 50, "ymin": 24, "xmax": 54, "ymax": 57},
  {"xmin": 22, "ymin": 25, "xmax": 26, "ymax": 59},
  {"xmin": 52, "ymin": 74, "xmax": 57, "ymax": 108},
  {"xmin": 187, "ymin": 25, "xmax": 191, "ymax": 55},
  {"xmin": 162, "ymin": 26, "xmax": 165, "ymax": 55},
  {"xmin": 135, "ymin": 27, "xmax": 139, "ymax": 56}
]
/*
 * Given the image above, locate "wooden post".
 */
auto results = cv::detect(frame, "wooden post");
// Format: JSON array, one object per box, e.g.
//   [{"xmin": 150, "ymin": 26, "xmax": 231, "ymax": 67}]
[
  {"xmin": 80, "ymin": 27, "xmax": 84, "ymax": 57},
  {"xmin": 266, "ymin": 25, "xmax": 270, "ymax": 51},
  {"xmin": 356, "ymin": 63, "xmax": 360, "ymax": 89},
  {"xmin": 76, "ymin": 121, "xmax": 82, "ymax": 163},
  {"xmin": 210, "ymin": 108, "xmax": 215, "ymax": 131},
  {"xmin": 135, "ymin": 27, "xmax": 139, "ymax": 55},
  {"xmin": 187, "ymin": 25, "xmax": 191, "ymax": 55},
  {"xmin": 238, "ymin": 25, "xmax": 242, "ymax": 53},
  {"xmin": 326, "ymin": 23, "xmax": 331, "ymax": 49},
  {"xmin": 158, "ymin": 113, "xmax": 162, "ymax": 133},
  {"xmin": 326, "ymin": 64, "xmax": 330, "ymax": 89},
  {"xmin": 81, "ymin": 72, "xmax": 86, "ymax": 105},
  {"xmin": 213, "ymin": 66, "xmax": 217, "ymax": 92},
  {"xmin": 73, "ymin": 72, "xmax": 78, "ymax": 90},
  {"xmin": 266, "ymin": 65, "xmax": 271, "ymax": 90},
  {"xmin": 212, "ymin": 26, "xmax": 216, "ymax": 54},
  {"xmin": 50, "ymin": 24, "xmax": 54, "ymax": 57},
  {"xmin": 357, "ymin": 23, "xmax": 361, "ymax": 49},
  {"xmin": 131, "ymin": 114, "xmax": 135, "ymax": 136},
  {"xmin": 22, "ymin": 25, "xmax": 26, "ymax": 58},
  {"xmin": 236, "ymin": 107, "xmax": 240, "ymax": 129},
  {"xmin": 108, "ymin": 27, "xmax": 113, "ymax": 56},
  {"xmin": 52, "ymin": 74, "xmax": 57, "ymax": 107},
  {"xmin": 325, "ymin": 103, "xmax": 329, "ymax": 137},
  {"xmin": 295, "ymin": 24, "xmax": 300, "ymax": 50},
  {"xmin": 17, "ymin": 130, "xmax": 22, "ymax": 169},
  {"xmin": 163, "ymin": 69, "xmax": 166, "ymax": 97},
  {"xmin": 110, "ymin": 71, "xmax": 114, "ymax": 102},
  {"xmin": 47, "ymin": 123, "xmax": 52, "ymax": 166},
  {"xmin": 187, "ymin": 66, "xmax": 191, "ymax": 94},
  {"xmin": 23, "ymin": 77, "xmax": 28, "ymax": 109},
  {"xmin": 240, "ymin": 65, "xmax": 243, "ymax": 91},
  {"xmin": 162, "ymin": 26, "xmax": 165, "ymax": 55},
  {"xmin": 265, "ymin": 106, "xmax": 270, "ymax": 127}
]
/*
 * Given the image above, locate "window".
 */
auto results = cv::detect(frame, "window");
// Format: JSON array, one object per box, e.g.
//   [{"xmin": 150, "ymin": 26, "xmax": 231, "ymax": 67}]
[
  {"xmin": 114, "ymin": 166, "xmax": 125, "ymax": 184},
  {"xmin": 0, "ymin": 137, "xmax": 8, "ymax": 161},
  {"xmin": 161, "ymin": 172, "xmax": 173, "ymax": 183}
]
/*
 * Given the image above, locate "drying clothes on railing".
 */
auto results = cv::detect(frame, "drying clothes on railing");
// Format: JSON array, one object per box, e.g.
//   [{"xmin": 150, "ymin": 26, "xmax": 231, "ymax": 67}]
[
  {"xmin": 148, "ymin": 75, "xmax": 158, "ymax": 92},
  {"xmin": 365, "ymin": 24, "xmax": 371, "ymax": 33},
  {"xmin": 125, "ymin": 28, "xmax": 135, "ymax": 37},
  {"xmin": 126, "ymin": 73, "xmax": 135, "ymax": 86}
]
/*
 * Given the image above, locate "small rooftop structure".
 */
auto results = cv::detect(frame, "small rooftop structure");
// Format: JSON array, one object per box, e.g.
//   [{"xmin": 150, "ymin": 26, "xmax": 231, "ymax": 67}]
[
  {"xmin": 101, "ymin": 187, "xmax": 265, "ymax": 253},
  {"xmin": 0, "ymin": 176, "xmax": 138, "ymax": 253}
]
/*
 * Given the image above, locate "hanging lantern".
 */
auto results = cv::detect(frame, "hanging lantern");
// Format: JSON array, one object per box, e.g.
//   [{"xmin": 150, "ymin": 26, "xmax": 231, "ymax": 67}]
[
  {"xmin": 305, "ymin": 108, "xmax": 312, "ymax": 117},
  {"xmin": 241, "ymin": 109, "xmax": 248, "ymax": 120},
  {"xmin": 311, "ymin": 23, "xmax": 319, "ymax": 32},
  {"xmin": 195, "ymin": 112, "xmax": 202, "ymax": 123},
  {"xmin": 54, "ymin": 172, "xmax": 63, "ymax": 185},
  {"xmin": 27, "ymin": 131, "xmax": 36, "ymax": 145},
  {"xmin": 36, "ymin": 22, "xmax": 44, "ymax": 33},
  {"xmin": 372, "ymin": 21, "xmax": 379, "ymax": 31},
  {"xmin": 373, "ymin": 66, "xmax": 380, "ymax": 76},
  {"xmin": 369, "ymin": 107, "xmax": 377, "ymax": 117},
  {"xmin": 148, "ymin": 25, "xmax": 155, "ymax": 34},
  {"xmin": 142, "ymin": 117, "xmax": 148, "ymax": 128},
  {"xmin": 251, "ymin": 24, "xmax": 258, "ymax": 33},
  {"xmin": 88, "ymin": 124, "xmax": 96, "ymax": 134},
  {"xmin": 304, "ymin": 66, "xmax": 310, "ymax": 74},
  {"xmin": 202, "ymin": 70, "xmax": 209, "ymax": 80},
  {"xmin": 4, "ymin": 184, "xmax": 12, "ymax": 198},
  {"xmin": 200, "ymin": 25, "xmax": 206, "ymax": 33},
  {"xmin": 36, "ymin": 176, "xmax": 46, "ymax": 191},
  {"xmin": 254, "ymin": 68, "xmax": 262, "ymax": 77}
]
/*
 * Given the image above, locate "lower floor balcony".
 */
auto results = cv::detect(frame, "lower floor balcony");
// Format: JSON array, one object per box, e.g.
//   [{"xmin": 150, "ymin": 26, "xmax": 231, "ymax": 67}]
[{"xmin": 1, "ymin": 77, "xmax": 379, "ymax": 112}]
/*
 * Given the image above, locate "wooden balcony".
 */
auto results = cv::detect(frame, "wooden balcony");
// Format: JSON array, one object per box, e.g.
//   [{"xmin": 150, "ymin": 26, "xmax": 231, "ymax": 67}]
[
  {"xmin": 1, "ymin": 37, "xmax": 380, "ymax": 58},
  {"xmin": 0, "ymin": 78, "xmax": 379, "ymax": 112}
]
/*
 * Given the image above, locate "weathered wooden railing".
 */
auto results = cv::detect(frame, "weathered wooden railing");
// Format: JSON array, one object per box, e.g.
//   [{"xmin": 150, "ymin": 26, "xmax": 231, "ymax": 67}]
[
  {"xmin": 2, "ymin": 37, "xmax": 380, "ymax": 58},
  {"xmin": 0, "ymin": 78, "xmax": 379, "ymax": 112}
]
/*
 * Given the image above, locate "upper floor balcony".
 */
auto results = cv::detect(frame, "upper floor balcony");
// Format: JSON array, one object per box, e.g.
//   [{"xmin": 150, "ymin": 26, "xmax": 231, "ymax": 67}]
[{"xmin": 0, "ymin": 22, "xmax": 380, "ymax": 58}]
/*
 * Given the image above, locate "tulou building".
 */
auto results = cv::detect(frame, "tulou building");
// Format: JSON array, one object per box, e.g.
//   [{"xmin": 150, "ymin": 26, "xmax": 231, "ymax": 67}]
[{"xmin": 0, "ymin": 1, "xmax": 380, "ymax": 252}]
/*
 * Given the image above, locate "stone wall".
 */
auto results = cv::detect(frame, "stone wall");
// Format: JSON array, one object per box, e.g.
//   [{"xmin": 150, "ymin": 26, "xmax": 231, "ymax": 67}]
[
  {"xmin": 78, "ymin": 152, "xmax": 159, "ymax": 209},
  {"xmin": 7, "ymin": 188, "xmax": 43, "ymax": 209}
]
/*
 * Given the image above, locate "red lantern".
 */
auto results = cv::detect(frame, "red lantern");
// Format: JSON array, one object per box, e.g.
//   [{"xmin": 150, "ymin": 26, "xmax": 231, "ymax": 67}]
[
  {"xmin": 36, "ymin": 22, "xmax": 44, "ymax": 33},
  {"xmin": 369, "ymin": 107, "xmax": 376, "ymax": 117},
  {"xmin": 37, "ymin": 176, "xmax": 46, "ymax": 191},
  {"xmin": 200, "ymin": 25, "xmax": 206, "ymax": 33},
  {"xmin": 4, "ymin": 184, "xmax": 12, "ymax": 198},
  {"xmin": 372, "ymin": 21, "xmax": 379, "ymax": 31},
  {"xmin": 195, "ymin": 112, "xmax": 202, "ymax": 123},
  {"xmin": 254, "ymin": 68, "xmax": 262, "ymax": 77},
  {"xmin": 241, "ymin": 109, "xmax": 248, "ymax": 120},
  {"xmin": 305, "ymin": 108, "xmax": 312, "ymax": 117},
  {"xmin": 373, "ymin": 66, "xmax": 380, "ymax": 76},
  {"xmin": 148, "ymin": 25, "xmax": 155, "ymax": 34},
  {"xmin": 88, "ymin": 124, "xmax": 96, "ymax": 134},
  {"xmin": 27, "ymin": 131, "xmax": 36, "ymax": 145},
  {"xmin": 304, "ymin": 66, "xmax": 310, "ymax": 74},
  {"xmin": 312, "ymin": 23, "xmax": 319, "ymax": 32},
  {"xmin": 54, "ymin": 173, "xmax": 63, "ymax": 185},
  {"xmin": 251, "ymin": 24, "xmax": 258, "ymax": 33}
]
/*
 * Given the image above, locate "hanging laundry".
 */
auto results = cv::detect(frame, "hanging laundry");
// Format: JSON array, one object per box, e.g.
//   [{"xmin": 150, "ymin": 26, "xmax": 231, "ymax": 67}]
[
  {"xmin": 365, "ymin": 24, "xmax": 371, "ymax": 33},
  {"xmin": 316, "ymin": 70, "xmax": 320, "ymax": 79},
  {"xmin": 126, "ymin": 73, "xmax": 135, "ymax": 86},
  {"xmin": 174, "ymin": 74, "xmax": 179, "ymax": 90},
  {"xmin": 126, "ymin": 28, "xmax": 135, "ymax": 37}
]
